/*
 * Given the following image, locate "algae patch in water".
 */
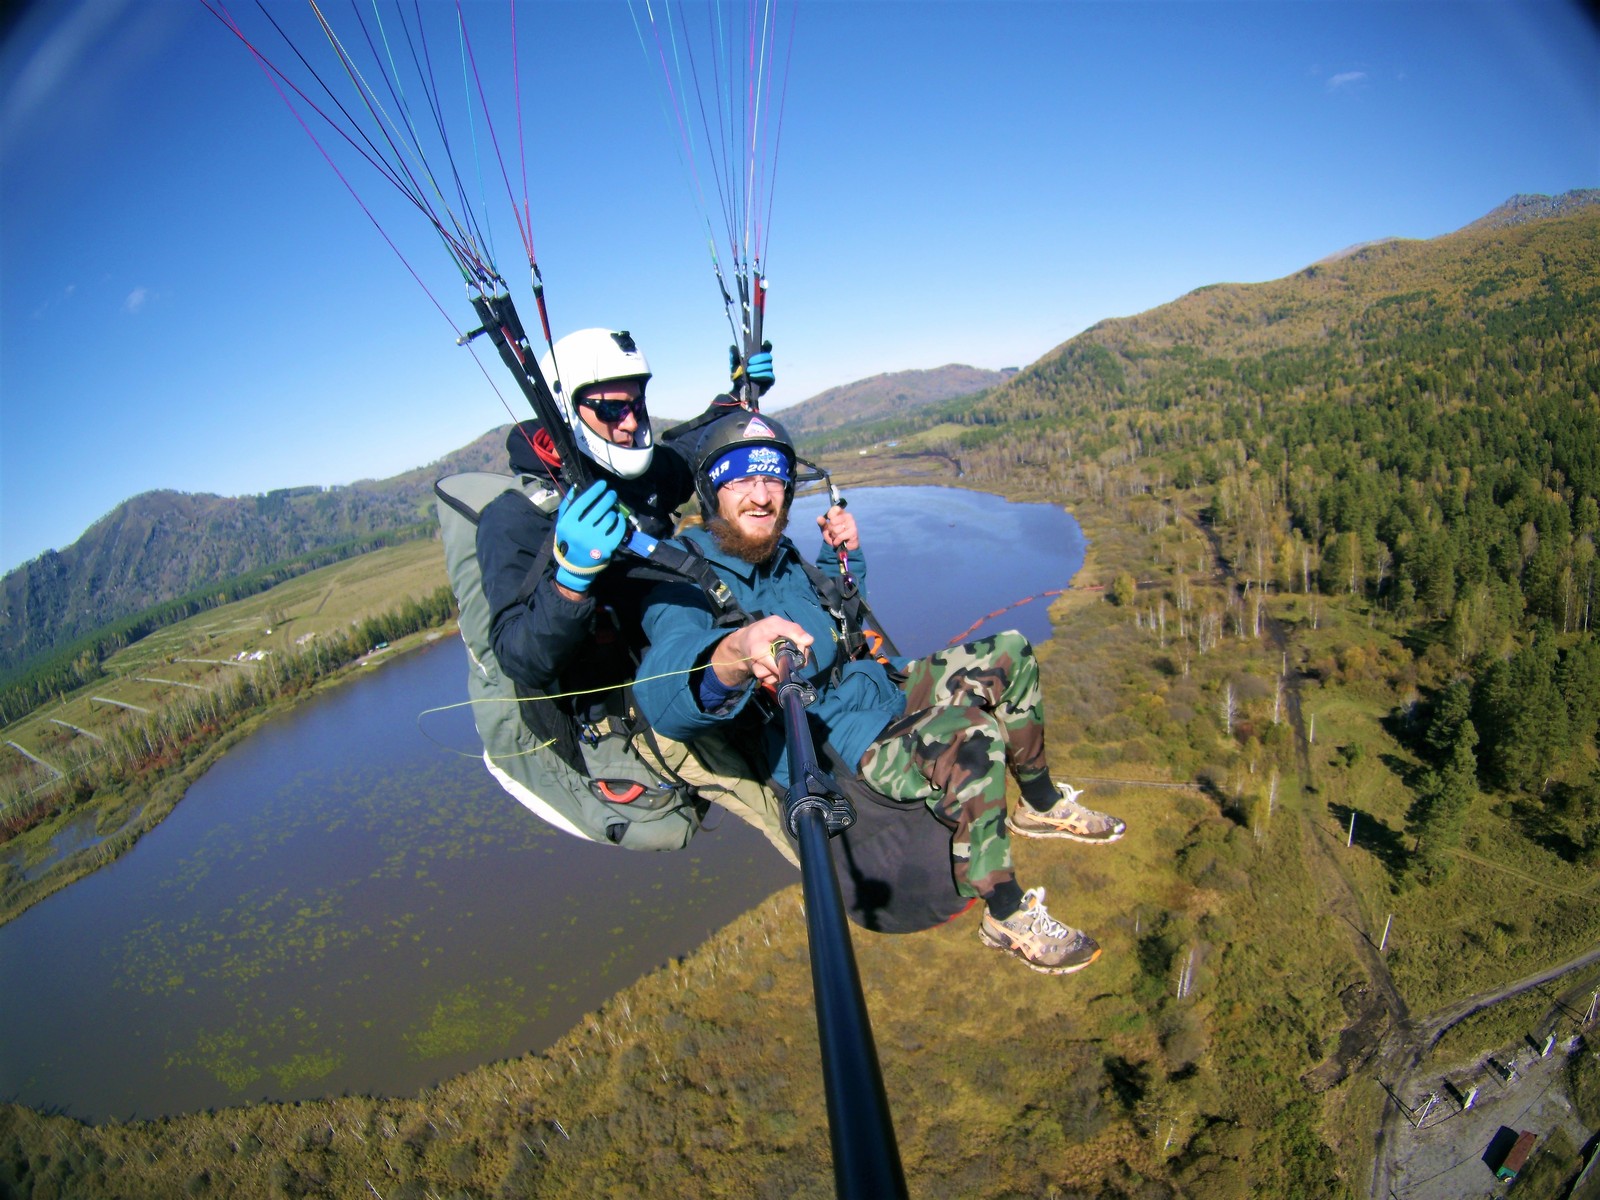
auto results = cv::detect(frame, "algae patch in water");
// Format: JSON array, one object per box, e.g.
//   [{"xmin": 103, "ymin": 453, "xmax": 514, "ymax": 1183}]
[
  {"xmin": 269, "ymin": 1049, "xmax": 343, "ymax": 1090},
  {"xmin": 403, "ymin": 979, "xmax": 526, "ymax": 1060},
  {"xmin": 166, "ymin": 1028, "xmax": 261, "ymax": 1093}
]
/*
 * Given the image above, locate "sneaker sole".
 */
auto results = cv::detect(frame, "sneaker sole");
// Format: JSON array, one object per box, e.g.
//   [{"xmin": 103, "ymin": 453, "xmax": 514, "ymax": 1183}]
[
  {"xmin": 1006, "ymin": 815, "xmax": 1126, "ymax": 844},
  {"xmin": 978, "ymin": 926, "xmax": 1103, "ymax": 974}
]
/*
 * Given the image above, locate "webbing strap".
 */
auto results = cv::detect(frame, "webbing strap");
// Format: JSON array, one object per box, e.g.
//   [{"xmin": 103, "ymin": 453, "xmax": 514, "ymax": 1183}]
[
  {"xmin": 507, "ymin": 479, "xmax": 564, "ymax": 609},
  {"xmin": 796, "ymin": 558, "xmax": 902, "ymax": 660},
  {"xmin": 516, "ymin": 535, "xmax": 557, "ymax": 608},
  {"xmin": 618, "ymin": 539, "xmax": 751, "ymax": 628}
]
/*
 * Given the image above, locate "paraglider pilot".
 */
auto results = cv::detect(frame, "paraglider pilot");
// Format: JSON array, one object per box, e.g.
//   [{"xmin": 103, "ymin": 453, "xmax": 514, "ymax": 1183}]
[{"xmin": 475, "ymin": 329, "xmax": 693, "ymax": 717}]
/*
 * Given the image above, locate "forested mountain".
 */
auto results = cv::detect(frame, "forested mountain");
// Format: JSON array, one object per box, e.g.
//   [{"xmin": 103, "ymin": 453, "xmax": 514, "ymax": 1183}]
[
  {"xmin": 820, "ymin": 190, "xmax": 1600, "ymax": 859},
  {"xmin": 773, "ymin": 363, "xmax": 1014, "ymax": 436},
  {"xmin": 0, "ymin": 429, "xmax": 506, "ymax": 681},
  {"xmin": 918, "ymin": 193, "xmax": 1598, "ymax": 629}
]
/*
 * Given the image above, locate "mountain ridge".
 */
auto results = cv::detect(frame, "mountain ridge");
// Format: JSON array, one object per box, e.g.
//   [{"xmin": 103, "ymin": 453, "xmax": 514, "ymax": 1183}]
[
  {"xmin": 772, "ymin": 363, "xmax": 1015, "ymax": 435},
  {"xmin": 0, "ymin": 429, "xmax": 507, "ymax": 677}
]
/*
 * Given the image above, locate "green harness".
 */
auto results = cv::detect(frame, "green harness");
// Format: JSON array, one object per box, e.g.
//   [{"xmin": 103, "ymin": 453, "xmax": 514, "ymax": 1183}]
[{"xmin": 434, "ymin": 472, "xmax": 706, "ymax": 851}]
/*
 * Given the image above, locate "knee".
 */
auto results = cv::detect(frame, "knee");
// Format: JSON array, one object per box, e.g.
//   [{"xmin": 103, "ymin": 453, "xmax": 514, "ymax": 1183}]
[
  {"xmin": 985, "ymin": 629, "xmax": 1033, "ymax": 669},
  {"xmin": 946, "ymin": 715, "xmax": 1007, "ymax": 782},
  {"xmin": 992, "ymin": 629, "xmax": 1037, "ymax": 687},
  {"xmin": 992, "ymin": 629, "xmax": 1032, "ymax": 661}
]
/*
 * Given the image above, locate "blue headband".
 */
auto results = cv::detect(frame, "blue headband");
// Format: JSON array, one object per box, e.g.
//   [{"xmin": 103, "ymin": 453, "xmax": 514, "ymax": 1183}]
[{"xmin": 707, "ymin": 444, "xmax": 792, "ymax": 489}]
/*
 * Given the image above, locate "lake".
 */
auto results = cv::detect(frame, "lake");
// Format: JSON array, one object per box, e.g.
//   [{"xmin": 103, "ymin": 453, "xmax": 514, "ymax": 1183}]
[{"xmin": 0, "ymin": 486, "xmax": 1085, "ymax": 1121}]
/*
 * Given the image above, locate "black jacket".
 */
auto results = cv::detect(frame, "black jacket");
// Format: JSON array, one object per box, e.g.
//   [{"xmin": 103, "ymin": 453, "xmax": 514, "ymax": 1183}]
[{"xmin": 475, "ymin": 423, "xmax": 695, "ymax": 711}]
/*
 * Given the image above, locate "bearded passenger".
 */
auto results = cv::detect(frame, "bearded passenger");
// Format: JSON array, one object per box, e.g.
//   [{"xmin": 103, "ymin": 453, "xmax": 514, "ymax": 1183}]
[{"xmin": 633, "ymin": 410, "xmax": 1128, "ymax": 975}]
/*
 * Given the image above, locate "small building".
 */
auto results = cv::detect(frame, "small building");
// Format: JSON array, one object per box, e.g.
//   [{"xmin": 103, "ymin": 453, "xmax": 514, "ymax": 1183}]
[{"xmin": 1496, "ymin": 1130, "xmax": 1537, "ymax": 1182}]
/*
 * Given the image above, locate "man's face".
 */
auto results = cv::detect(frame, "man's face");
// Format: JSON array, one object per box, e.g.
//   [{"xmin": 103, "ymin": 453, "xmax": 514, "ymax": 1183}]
[
  {"xmin": 574, "ymin": 380, "xmax": 644, "ymax": 447},
  {"xmin": 712, "ymin": 474, "xmax": 789, "ymax": 563}
]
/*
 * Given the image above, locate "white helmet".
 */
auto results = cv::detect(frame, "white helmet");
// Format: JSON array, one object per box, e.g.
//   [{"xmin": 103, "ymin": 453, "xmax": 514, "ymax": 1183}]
[{"xmin": 539, "ymin": 328, "xmax": 654, "ymax": 479}]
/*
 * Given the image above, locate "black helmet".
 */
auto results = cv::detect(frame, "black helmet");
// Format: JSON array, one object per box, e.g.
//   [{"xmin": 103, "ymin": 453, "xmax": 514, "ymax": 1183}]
[{"xmin": 692, "ymin": 409, "xmax": 796, "ymax": 517}]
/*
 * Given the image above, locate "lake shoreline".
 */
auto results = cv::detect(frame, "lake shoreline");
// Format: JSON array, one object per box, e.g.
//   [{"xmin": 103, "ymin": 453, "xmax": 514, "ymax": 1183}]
[
  {"xmin": 0, "ymin": 624, "xmax": 458, "ymax": 929},
  {"xmin": 0, "ymin": 492, "xmax": 1148, "ymax": 1191},
  {"xmin": 2, "ymin": 480, "xmax": 1096, "ymax": 1121}
]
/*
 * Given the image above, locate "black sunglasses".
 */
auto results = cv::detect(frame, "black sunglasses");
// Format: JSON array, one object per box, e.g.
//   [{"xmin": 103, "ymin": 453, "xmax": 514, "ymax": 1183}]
[{"xmin": 578, "ymin": 393, "xmax": 646, "ymax": 424}]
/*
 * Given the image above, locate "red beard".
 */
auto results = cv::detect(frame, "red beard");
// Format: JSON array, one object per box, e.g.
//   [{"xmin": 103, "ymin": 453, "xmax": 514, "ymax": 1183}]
[{"xmin": 707, "ymin": 506, "xmax": 790, "ymax": 565}]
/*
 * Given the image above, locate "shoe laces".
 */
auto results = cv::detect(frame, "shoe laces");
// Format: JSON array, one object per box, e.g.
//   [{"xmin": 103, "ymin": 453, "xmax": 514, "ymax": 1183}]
[{"xmin": 1021, "ymin": 889, "xmax": 1074, "ymax": 941}]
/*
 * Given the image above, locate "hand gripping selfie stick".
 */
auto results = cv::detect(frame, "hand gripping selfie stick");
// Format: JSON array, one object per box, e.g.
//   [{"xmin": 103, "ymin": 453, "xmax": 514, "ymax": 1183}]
[{"xmin": 772, "ymin": 639, "xmax": 908, "ymax": 1200}]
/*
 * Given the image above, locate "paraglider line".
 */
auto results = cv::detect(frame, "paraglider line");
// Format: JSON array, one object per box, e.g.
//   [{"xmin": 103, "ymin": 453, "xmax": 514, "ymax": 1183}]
[
  {"xmin": 211, "ymin": 1, "xmax": 488, "ymax": 282},
  {"xmin": 453, "ymin": 0, "xmax": 536, "ymax": 268}
]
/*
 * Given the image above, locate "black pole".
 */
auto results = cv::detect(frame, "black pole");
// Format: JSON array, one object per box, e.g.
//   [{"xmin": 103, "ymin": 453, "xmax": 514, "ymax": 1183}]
[
  {"xmin": 773, "ymin": 642, "xmax": 908, "ymax": 1200},
  {"xmin": 466, "ymin": 290, "xmax": 592, "ymax": 492}
]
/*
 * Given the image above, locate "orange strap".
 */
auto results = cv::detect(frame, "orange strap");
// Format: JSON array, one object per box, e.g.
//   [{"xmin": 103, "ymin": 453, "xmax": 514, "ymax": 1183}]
[{"xmin": 863, "ymin": 628, "xmax": 891, "ymax": 666}]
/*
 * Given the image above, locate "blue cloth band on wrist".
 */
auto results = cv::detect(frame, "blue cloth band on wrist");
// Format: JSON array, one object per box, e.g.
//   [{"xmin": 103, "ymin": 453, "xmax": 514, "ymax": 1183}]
[{"xmin": 697, "ymin": 664, "xmax": 741, "ymax": 712}]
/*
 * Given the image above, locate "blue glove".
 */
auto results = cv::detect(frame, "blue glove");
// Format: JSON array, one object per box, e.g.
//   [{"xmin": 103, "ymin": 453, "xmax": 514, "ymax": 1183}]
[
  {"xmin": 747, "ymin": 345, "xmax": 774, "ymax": 392},
  {"xmin": 553, "ymin": 480, "xmax": 625, "ymax": 593},
  {"xmin": 731, "ymin": 342, "xmax": 775, "ymax": 393}
]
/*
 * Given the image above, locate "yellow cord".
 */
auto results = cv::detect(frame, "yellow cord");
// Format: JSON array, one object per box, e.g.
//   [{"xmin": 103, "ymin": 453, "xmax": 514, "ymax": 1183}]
[{"xmin": 415, "ymin": 640, "xmax": 800, "ymax": 757}]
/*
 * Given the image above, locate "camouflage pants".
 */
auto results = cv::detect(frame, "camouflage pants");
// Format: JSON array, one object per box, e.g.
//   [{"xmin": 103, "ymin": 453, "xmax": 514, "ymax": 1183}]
[{"xmin": 856, "ymin": 630, "xmax": 1048, "ymax": 899}]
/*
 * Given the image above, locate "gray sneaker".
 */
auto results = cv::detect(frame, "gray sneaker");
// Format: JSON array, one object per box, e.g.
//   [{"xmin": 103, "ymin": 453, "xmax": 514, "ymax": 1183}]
[
  {"xmin": 978, "ymin": 887, "xmax": 1101, "ymax": 974},
  {"xmin": 1008, "ymin": 782, "xmax": 1126, "ymax": 843}
]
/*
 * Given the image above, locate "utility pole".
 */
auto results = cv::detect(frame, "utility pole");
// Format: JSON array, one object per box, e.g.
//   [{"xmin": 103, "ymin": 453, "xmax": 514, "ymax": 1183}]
[
  {"xmin": 1379, "ymin": 913, "xmax": 1393, "ymax": 953},
  {"xmin": 1348, "ymin": 812, "xmax": 1356, "ymax": 847},
  {"xmin": 1416, "ymin": 1092, "xmax": 1438, "ymax": 1127}
]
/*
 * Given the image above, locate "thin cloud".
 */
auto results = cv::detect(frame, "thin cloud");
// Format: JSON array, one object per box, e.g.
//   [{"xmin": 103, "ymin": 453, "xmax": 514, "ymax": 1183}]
[
  {"xmin": 123, "ymin": 287, "xmax": 151, "ymax": 314},
  {"xmin": 1327, "ymin": 71, "xmax": 1369, "ymax": 92},
  {"xmin": 29, "ymin": 283, "xmax": 77, "ymax": 320}
]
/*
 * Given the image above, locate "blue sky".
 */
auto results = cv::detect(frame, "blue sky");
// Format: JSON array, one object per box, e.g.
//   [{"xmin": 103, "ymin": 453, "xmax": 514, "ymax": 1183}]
[{"xmin": 2, "ymin": 0, "xmax": 1596, "ymax": 577}]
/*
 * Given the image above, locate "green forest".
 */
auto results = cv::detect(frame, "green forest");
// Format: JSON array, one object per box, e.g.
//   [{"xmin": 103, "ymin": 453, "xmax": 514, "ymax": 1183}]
[{"xmin": 815, "ymin": 205, "xmax": 1600, "ymax": 873}]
